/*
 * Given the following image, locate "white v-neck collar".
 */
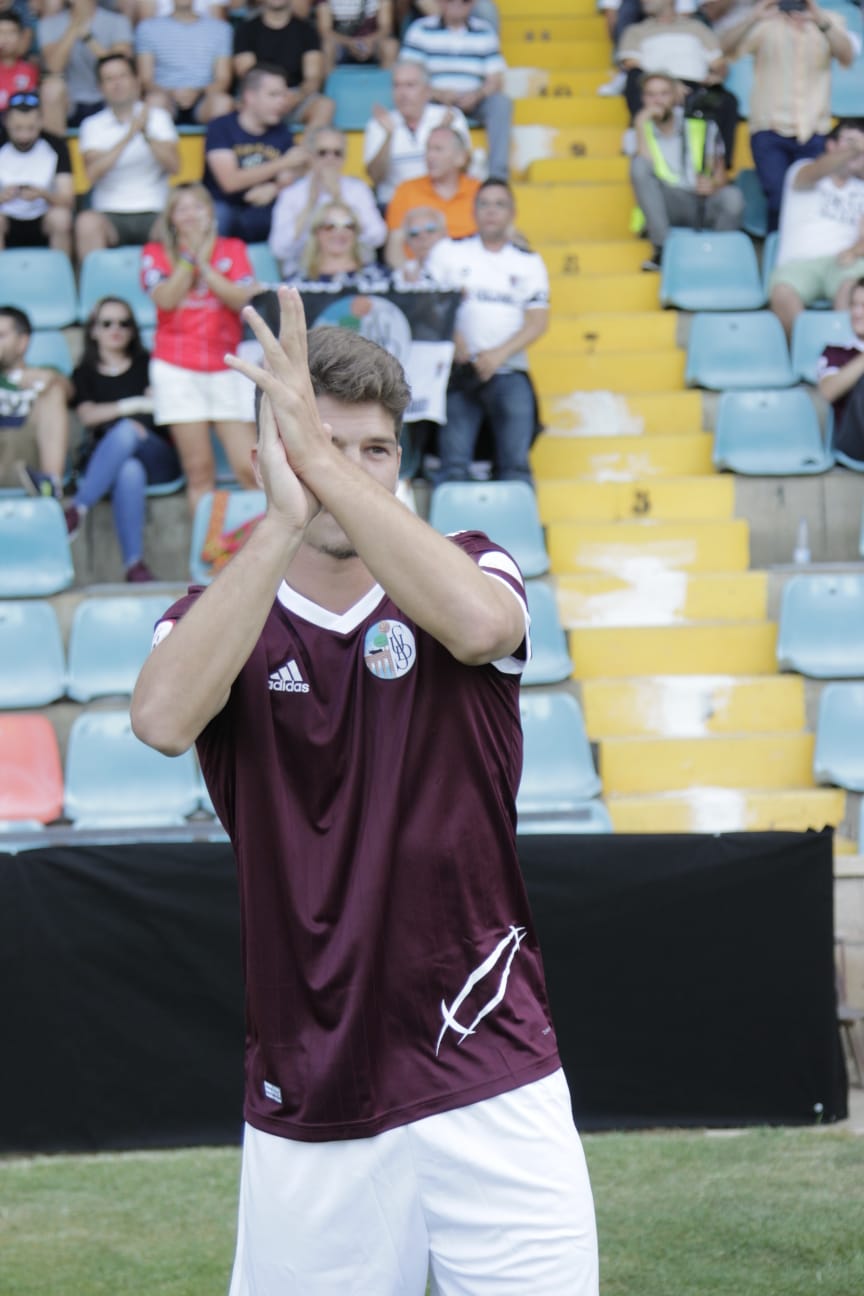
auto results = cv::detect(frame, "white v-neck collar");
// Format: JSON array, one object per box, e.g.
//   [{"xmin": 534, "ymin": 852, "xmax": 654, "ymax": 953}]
[{"xmin": 276, "ymin": 580, "xmax": 386, "ymax": 633}]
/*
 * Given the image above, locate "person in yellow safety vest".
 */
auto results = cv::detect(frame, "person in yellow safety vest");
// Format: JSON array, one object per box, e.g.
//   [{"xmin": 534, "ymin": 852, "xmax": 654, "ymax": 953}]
[{"xmin": 630, "ymin": 71, "xmax": 744, "ymax": 270}]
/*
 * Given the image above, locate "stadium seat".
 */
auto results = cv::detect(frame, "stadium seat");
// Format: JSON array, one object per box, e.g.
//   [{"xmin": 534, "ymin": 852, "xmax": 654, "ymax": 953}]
[
  {"xmin": 325, "ymin": 66, "xmax": 393, "ymax": 131},
  {"xmin": 734, "ymin": 168, "xmax": 768, "ymax": 239},
  {"xmin": 790, "ymin": 310, "xmax": 856, "ymax": 385},
  {"xmin": 0, "ymin": 248, "xmax": 78, "ymax": 328},
  {"xmin": 24, "ymin": 330, "xmax": 73, "ymax": 376},
  {"xmin": 0, "ymin": 498, "xmax": 74, "ymax": 597},
  {"xmin": 517, "ymin": 690, "xmax": 601, "ymax": 816},
  {"xmin": 724, "ymin": 55, "xmax": 753, "ymax": 118},
  {"xmin": 189, "ymin": 489, "xmax": 267, "ymax": 584},
  {"xmin": 685, "ymin": 311, "xmax": 794, "ymax": 390},
  {"xmin": 814, "ymin": 683, "xmax": 864, "ymax": 791},
  {"xmin": 0, "ymin": 713, "xmax": 64, "ymax": 823},
  {"xmin": 517, "ymin": 800, "xmax": 613, "ymax": 835},
  {"xmin": 522, "ymin": 581, "xmax": 572, "ymax": 685},
  {"xmin": 428, "ymin": 481, "xmax": 550, "ymax": 577},
  {"xmin": 247, "ymin": 242, "xmax": 280, "ymax": 287},
  {"xmin": 0, "ymin": 602, "xmax": 65, "ymax": 708},
  {"xmin": 64, "ymin": 709, "xmax": 201, "ymax": 828},
  {"xmin": 659, "ymin": 230, "xmax": 765, "ymax": 310},
  {"xmin": 761, "ymin": 230, "xmax": 778, "ymax": 300},
  {"xmin": 831, "ymin": 54, "xmax": 864, "ymax": 117},
  {"xmin": 777, "ymin": 573, "xmax": 864, "ymax": 677},
  {"xmin": 66, "ymin": 595, "xmax": 176, "ymax": 702},
  {"xmin": 78, "ymin": 247, "xmax": 156, "ymax": 329},
  {"xmin": 713, "ymin": 388, "xmax": 833, "ymax": 475}
]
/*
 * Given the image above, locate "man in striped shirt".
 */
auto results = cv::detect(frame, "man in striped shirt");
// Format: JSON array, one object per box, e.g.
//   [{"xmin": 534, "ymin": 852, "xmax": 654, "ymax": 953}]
[{"xmin": 400, "ymin": 0, "xmax": 511, "ymax": 180}]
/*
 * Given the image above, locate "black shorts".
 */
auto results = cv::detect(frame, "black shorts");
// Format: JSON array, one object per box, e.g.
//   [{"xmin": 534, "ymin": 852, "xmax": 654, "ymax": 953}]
[{"xmin": 2, "ymin": 215, "xmax": 48, "ymax": 249}]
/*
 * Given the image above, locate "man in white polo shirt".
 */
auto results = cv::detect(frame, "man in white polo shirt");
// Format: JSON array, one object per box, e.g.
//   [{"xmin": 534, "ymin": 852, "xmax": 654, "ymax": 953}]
[
  {"xmin": 425, "ymin": 178, "xmax": 548, "ymax": 486},
  {"xmin": 74, "ymin": 53, "xmax": 179, "ymax": 261}
]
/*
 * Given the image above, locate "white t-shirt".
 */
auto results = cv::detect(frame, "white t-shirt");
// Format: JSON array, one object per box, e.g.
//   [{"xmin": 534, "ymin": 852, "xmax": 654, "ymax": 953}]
[
  {"xmin": 776, "ymin": 159, "xmax": 864, "ymax": 265},
  {"xmin": 0, "ymin": 137, "xmax": 64, "ymax": 221},
  {"xmin": 268, "ymin": 173, "xmax": 387, "ymax": 277},
  {"xmin": 363, "ymin": 102, "xmax": 470, "ymax": 206},
  {"xmin": 617, "ymin": 19, "xmax": 722, "ymax": 84},
  {"xmin": 79, "ymin": 103, "xmax": 178, "ymax": 213},
  {"xmin": 425, "ymin": 235, "xmax": 549, "ymax": 372}
]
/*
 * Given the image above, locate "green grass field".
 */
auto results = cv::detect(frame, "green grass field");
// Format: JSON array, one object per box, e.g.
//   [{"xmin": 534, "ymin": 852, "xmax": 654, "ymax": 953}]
[{"xmin": 1, "ymin": 1127, "xmax": 862, "ymax": 1295}]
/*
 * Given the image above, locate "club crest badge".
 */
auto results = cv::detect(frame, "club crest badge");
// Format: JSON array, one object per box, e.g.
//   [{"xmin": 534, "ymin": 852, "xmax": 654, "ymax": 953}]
[{"xmin": 363, "ymin": 620, "xmax": 416, "ymax": 680}]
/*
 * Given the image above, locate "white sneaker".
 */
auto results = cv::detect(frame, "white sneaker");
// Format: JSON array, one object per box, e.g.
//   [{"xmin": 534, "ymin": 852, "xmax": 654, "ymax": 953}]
[{"xmin": 598, "ymin": 70, "xmax": 626, "ymax": 97}]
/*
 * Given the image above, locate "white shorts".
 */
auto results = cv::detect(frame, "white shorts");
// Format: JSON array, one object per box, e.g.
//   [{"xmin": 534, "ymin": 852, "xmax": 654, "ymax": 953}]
[
  {"xmin": 150, "ymin": 357, "xmax": 255, "ymax": 426},
  {"xmin": 228, "ymin": 1068, "xmax": 599, "ymax": 1296}
]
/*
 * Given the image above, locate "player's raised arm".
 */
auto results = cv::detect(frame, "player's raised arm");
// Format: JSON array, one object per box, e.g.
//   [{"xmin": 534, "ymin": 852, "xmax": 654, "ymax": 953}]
[{"xmin": 227, "ymin": 287, "xmax": 527, "ymax": 666}]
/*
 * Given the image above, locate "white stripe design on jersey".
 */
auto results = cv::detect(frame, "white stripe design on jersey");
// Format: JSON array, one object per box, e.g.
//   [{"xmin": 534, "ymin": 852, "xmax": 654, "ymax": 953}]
[{"xmin": 436, "ymin": 925, "xmax": 527, "ymax": 1056}]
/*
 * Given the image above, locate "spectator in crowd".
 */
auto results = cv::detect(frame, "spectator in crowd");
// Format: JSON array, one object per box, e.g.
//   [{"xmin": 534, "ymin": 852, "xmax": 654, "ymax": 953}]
[
  {"xmin": 425, "ymin": 178, "xmax": 548, "ymax": 485},
  {"xmin": 0, "ymin": 13, "xmax": 37, "ymax": 113},
  {"xmin": 137, "ymin": 0, "xmax": 227, "ymax": 18},
  {"xmin": 66, "ymin": 295, "xmax": 182, "ymax": 582},
  {"xmin": 141, "ymin": 183, "xmax": 258, "ymax": 511},
  {"xmin": 268, "ymin": 125, "xmax": 386, "ymax": 277},
  {"xmin": 818, "ymin": 276, "xmax": 864, "ymax": 465},
  {"xmin": 0, "ymin": 304, "xmax": 69, "ymax": 499},
  {"xmin": 204, "ymin": 64, "xmax": 306, "ymax": 244},
  {"xmin": 630, "ymin": 71, "xmax": 744, "ymax": 270},
  {"xmin": 596, "ymin": 0, "xmax": 709, "ymax": 96},
  {"xmin": 769, "ymin": 121, "xmax": 864, "ymax": 338},
  {"xmin": 393, "ymin": 201, "xmax": 445, "ymax": 281},
  {"xmin": 74, "ymin": 54, "xmax": 178, "ymax": 262},
  {"xmin": 135, "ymin": 0, "xmax": 233, "ymax": 126},
  {"xmin": 315, "ymin": 0, "xmax": 398, "ymax": 73},
  {"xmin": 0, "ymin": 90, "xmax": 74, "ymax": 255},
  {"xmin": 401, "ymin": 0, "xmax": 511, "ymax": 181},
  {"xmin": 38, "ymin": 0, "xmax": 133, "ymax": 137},
  {"xmin": 385, "ymin": 123, "xmax": 479, "ymax": 266},
  {"xmin": 233, "ymin": 0, "xmax": 333, "ymax": 131},
  {"xmin": 295, "ymin": 198, "xmax": 390, "ymax": 285},
  {"xmin": 722, "ymin": 0, "xmax": 858, "ymax": 231},
  {"xmin": 617, "ymin": 0, "xmax": 738, "ymax": 166},
  {"xmin": 0, "ymin": 0, "xmax": 35, "ymax": 62},
  {"xmin": 397, "ymin": 0, "xmax": 501, "ymax": 32},
  {"xmin": 364, "ymin": 59, "xmax": 469, "ymax": 207}
]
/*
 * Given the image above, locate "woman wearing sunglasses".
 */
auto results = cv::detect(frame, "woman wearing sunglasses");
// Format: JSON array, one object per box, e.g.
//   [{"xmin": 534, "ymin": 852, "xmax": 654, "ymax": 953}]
[
  {"xmin": 66, "ymin": 296, "xmax": 182, "ymax": 582},
  {"xmin": 296, "ymin": 199, "xmax": 390, "ymax": 286}
]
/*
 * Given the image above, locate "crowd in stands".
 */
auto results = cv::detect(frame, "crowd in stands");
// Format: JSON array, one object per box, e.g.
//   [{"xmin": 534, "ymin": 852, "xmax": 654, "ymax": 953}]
[{"xmin": 1, "ymin": 0, "xmax": 864, "ymax": 581}]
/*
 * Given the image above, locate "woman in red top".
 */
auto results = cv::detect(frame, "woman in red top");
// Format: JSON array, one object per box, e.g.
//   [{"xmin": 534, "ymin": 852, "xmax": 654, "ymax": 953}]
[{"xmin": 141, "ymin": 183, "xmax": 258, "ymax": 513}]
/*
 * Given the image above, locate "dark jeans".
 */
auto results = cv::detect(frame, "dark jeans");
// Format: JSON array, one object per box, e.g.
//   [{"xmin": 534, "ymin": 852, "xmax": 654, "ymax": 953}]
[
  {"xmin": 213, "ymin": 199, "xmax": 275, "ymax": 244},
  {"xmin": 750, "ymin": 130, "xmax": 828, "ymax": 233},
  {"xmin": 435, "ymin": 369, "xmax": 536, "ymax": 486},
  {"xmin": 834, "ymin": 376, "xmax": 864, "ymax": 463}
]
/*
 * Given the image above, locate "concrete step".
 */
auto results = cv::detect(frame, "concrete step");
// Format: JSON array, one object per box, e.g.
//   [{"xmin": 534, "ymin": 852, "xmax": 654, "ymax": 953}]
[
  {"xmin": 548, "ymin": 517, "xmax": 750, "ymax": 575},
  {"xmin": 569, "ymin": 621, "xmax": 777, "ymax": 678},
  {"xmin": 607, "ymin": 787, "xmax": 845, "ymax": 834},
  {"xmin": 555, "ymin": 569, "xmax": 766, "ymax": 626},
  {"xmin": 600, "ymin": 733, "xmax": 815, "ymax": 795},
  {"xmin": 581, "ymin": 674, "xmax": 804, "ymax": 739},
  {"xmin": 536, "ymin": 392, "xmax": 703, "ymax": 437},
  {"xmin": 532, "ymin": 433, "xmax": 713, "ymax": 478},
  {"xmin": 538, "ymin": 476, "xmax": 735, "ymax": 524}
]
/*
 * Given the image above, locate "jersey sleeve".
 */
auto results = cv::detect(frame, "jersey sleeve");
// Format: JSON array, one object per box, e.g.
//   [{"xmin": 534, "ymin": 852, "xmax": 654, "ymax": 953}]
[
  {"xmin": 141, "ymin": 241, "xmax": 170, "ymax": 292},
  {"xmin": 448, "ymin": 530, "xmax": 531, "ymax": 674},
  {"xmin": 151, "ymin": 586, "xmax": 206, "ymax": 647},
  {"xmin": 222, "ymin": 237, "xmax": 254, "ymax": 283}
]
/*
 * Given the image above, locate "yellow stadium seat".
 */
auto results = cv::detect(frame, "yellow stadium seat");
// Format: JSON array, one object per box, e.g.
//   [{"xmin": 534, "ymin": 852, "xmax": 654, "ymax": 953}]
[
  {"xmin": 515, "ymin": 184, "xmax": 632, "ymax": 239},
  {"xmin": 555, "ymin": 569, "xmax": 765, "ymax": 627},
  {"xmin": 514, "ymin": 98, "xmax": 628, "ymax": 128},
  {"xmin": 506, "ymin": 70, "xmax": 611, "ymax": 101},
  {"xmin": 507, "ymin": 0, "xmax": 599, "ymax": 18},
  {"xmin": 538, "ymin": 392, "xmax": 702, "ymax": 436},
  {"xmin": 549, "ymin": 518, "xmax": 750, "ymax": 576},
  {"xmin": 512, "ymin": 125, "xmax": 629, "ymax": 173},
  {"xmin": 532, "ymin": 433, "xmax": 713, "ymax": 478},
  {"xmin": 549, "ymin": 274, "xmax": 660, "ymax": 313},
  {"xmin": 569, "ymin": 621, "xmax": 776, "ymax": 678},
  {"xmin": 527, "ymin": 157, "xmax": 630, "ymax": 183},
  {"xmin": 581, "ymin": 673, "xmax": 803, "ymax": 739},
  {"xmin": 600, "ymin": 733, "xmax": 814, "ymax": 795},
  {"xmin": 501, "ymin": 39, "xmax": 610, "ymax": 68},
  {"xmin": 538, "ymin": 313, "xmax": 678, "ymax": 353},
  {"xmin": 606, "ymin": 788, "xmax": 845, "ymax": 834},
  {"xmin": 533, "ymin": 351, "xmax": 684, "ymax": 393},
  {"xmin": 537, "ymin": 476, "xmax": 735, "ymax": 524},
  {"xmin": 501, "ymin": 16, "xmax": 606, "ymax": 41}
]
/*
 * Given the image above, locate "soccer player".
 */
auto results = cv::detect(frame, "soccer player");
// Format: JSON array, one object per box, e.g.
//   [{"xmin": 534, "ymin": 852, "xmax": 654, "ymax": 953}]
[{"xmin": 130, "ymin": 286, "xmax": 599, "ymax": 1296}]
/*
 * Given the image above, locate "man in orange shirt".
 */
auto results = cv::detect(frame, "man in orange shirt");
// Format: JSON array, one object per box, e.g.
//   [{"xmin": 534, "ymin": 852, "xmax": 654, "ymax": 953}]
[{"xmin": 385, "ymin": 124, "xmax": 479, "ymax": 267}]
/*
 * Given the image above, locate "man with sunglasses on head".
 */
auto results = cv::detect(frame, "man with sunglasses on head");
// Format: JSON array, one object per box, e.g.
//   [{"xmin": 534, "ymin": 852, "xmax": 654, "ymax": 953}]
[
  {"xmin": 268, "ymin": 124, "xmax": 386, "ymax": 277},
  {"xmin": 0, "ymin": 90, "xmax": 74, "ymax": 256}
]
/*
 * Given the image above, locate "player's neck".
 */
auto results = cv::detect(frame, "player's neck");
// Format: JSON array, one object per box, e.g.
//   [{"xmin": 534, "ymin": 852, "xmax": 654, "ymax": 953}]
[{"xmin": 283, "ymin": 545, "xmax": 379, "ymax": 615}]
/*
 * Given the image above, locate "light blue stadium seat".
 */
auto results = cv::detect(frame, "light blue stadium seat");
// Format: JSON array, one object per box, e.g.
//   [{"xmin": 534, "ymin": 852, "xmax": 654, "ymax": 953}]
[
  {"xmin": 724, "ymin": 55, "xmax": 753, "ymax": 118},
  {"xmin": 713, "ymin": 388, "xmax": 833, "ymax": 474},
  {"xmin": 0, "ymin": 498, "xmax": 74, "ymax": 597},
  {"xmin": 64, "ymin": 709, "xmax": 201, "ymax": 828},
  {"xmin": 247, "ymin": 241, "xmax": 280, "ymax": 287},
  {"xmin": 428, "ymin": 481, "xmax": 550, "ymax": 577},
  {"xmin": 325, "ymin": 66, "xmax": 393, "ymax": 131},
  {"xmin": 78, "ymin": 247, "xmax": 156, "ymax": 329},
  {"xmin": 24, "ymin": 330, "xmax": 73, "ymax": 376},
  {"xmin": 791, "ymin": 309, "xmax": 856, "ymax": 384},
  {"xmin": 522, "ymin": 581, "xmax": 572, "ymax": 686},
  {"xmin": 66, "ymin": 595, "xmax": 176, "ymax": 702},
  {"xmin": 814, "ymin": 683, "xmax": 864, "ymax": 792},
  {"xmin": 734, "ymin": 168, "xmax": 768, "ymax": 239},
  {"xmin": 517, "ymin": 690, "xmax": 601, "ymax": 816},
  {"xmin": 0, "ymin": 602, "xmax": 65, "ymax": 708},
  {"xmin": 777, "ymin": 574, "xmax": 864, "ymax": 677},
  {"xmin": 517, "ymin": 800, "xmax": 613, "ymax": 835},
  {"xmin": 189, "ymin": 489, "xmax": 267, "ymax": 584},
  {"xmin": 831, "ymin": 54, "xmax": 864, "ymax": 116},
  {"xmin": 0, "ymin": 248, "xmax": 78, "ymax": 328},
  {"xmin": 686, "ymin": 311, "xmax": 794, "ymax": 390},
  {"xmin": 660, "ymin": 230, "xmax": 765, "ymax": 311}
]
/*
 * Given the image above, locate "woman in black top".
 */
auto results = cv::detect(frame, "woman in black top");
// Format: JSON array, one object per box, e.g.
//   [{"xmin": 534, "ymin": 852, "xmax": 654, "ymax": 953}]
[{"xmin": 66, "ymin": 296, "xmax": 182, "ymax": 582}]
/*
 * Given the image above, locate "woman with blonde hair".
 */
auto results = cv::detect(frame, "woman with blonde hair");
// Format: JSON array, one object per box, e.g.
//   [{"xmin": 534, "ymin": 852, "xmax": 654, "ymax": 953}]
[
  {"xmin": 140, "ymin": 182, "xmax": 258, "ymax": 513},
  {"xmin": 298, "ymin": 200, "xmax": 367, "ymax": 282}
]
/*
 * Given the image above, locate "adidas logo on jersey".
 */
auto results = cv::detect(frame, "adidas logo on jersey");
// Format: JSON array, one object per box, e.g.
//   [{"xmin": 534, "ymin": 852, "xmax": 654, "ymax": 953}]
[{"xmin": 268, "ymin": 659, "xmax": 310, "ymax": 693}]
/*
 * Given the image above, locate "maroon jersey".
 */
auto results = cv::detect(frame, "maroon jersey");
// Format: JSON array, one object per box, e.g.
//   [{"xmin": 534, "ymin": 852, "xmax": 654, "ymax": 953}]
[
  {"xmin": 817, "ymin": 342, "xmax": 864, "ymax": 454},
  {"xmin": 160, "ymin": 531, "xmax": 561, "ymax": 1142}
]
